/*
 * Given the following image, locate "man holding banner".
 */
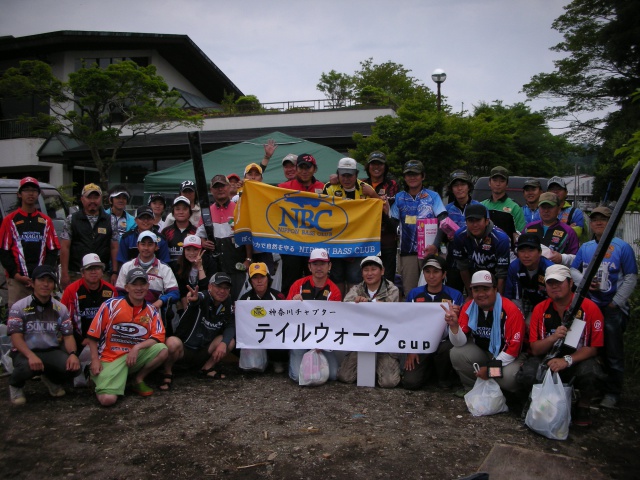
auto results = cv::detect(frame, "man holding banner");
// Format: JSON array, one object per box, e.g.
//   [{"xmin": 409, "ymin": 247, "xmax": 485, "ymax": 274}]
[{"xmin": 390, "ymin": 160, "xmax": 448, "ymax": 296}]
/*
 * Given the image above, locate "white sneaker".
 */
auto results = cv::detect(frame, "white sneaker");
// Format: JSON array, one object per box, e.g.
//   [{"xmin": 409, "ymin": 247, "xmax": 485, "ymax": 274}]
[
  {"xmin": 9, "ymin": 385, "xmax": 26, "ymax": 405},
  {"xmin": 600, "ymin": 394, "xmax": 618, "ymax": 409},
  {"xmin": 41, "ymin": 376, "xmax": 65, "ymax": 397}
]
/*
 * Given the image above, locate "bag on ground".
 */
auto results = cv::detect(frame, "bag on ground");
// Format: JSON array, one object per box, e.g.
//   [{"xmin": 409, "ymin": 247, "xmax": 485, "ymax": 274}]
[
  {"xmin": 465, "ymin": 377, "xmax": 509, "ymax": 416},
  {"xmin": 239, "ymin": 348, "xmax": 268, "ymax": 372},
  {"xmin": 299, "ymin": 350, "xmax": 330, "ymax": 386},
  {"xmin": 525, "ymin": 368, "xmax": 572, "ymax": 440}
]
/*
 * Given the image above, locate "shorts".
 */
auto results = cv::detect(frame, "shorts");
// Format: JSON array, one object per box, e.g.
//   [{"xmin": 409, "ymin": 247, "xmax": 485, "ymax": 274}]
[{"xmin": 92, "ymin": 343, "xmax": 167, "ymax": 396}]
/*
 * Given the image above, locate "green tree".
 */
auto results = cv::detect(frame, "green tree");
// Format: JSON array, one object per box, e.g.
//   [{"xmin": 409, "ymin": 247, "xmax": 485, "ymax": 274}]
[
  {"xmin": 522, "ymin": 0, "xmax": 640, "ymax": 201},
  {"xmin": 0, "ymin": 60, "xmax": 203, "ymax": 189},
  {"xmin": 235, "ymin": 94, "xmax": 261, "ymax": 113},
  {"xmin": 316, "ymin": 69, "xmax": 354, "ymax": 108},
  {"xmin": 352, "ymin": 58, "xmax": 426, "ymax": 105}
]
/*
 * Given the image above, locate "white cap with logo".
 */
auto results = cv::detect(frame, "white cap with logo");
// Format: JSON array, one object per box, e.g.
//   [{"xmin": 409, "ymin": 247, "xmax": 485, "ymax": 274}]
[{"xmin": 470, "ymin": 270, "xmax": 494, "ymax": 287}]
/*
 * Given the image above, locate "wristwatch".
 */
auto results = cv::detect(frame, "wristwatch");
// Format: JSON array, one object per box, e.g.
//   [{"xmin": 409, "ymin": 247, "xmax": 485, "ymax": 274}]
[
  {"xmin": 68, "ymin": 351, "xmax": 78, "ymax": 357},
  {"xmin": 563, "ymin": 355, "xmax": 573, "ymax": 367}
]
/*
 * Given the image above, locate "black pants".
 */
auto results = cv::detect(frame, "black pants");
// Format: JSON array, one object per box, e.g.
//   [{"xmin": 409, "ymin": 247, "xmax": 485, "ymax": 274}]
[{"xmin": 10, "ymin": 349, "xmax": 79, "ymax": 388}]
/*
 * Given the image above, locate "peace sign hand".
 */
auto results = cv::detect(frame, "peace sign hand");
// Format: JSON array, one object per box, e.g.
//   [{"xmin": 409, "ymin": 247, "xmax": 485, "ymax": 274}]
[{"xmin": 186, "ymin": 285, "xmax": 200, "ymax": 303}]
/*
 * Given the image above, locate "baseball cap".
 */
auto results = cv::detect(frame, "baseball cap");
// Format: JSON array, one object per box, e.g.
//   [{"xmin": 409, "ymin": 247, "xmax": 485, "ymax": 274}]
[
  {"xmin": 82, "ymin": 183, "xmax": 102, "ymax": 197},
  {"xmin": 360, "ymin": 256, "xmax": 383, "ymax": 269},
  {"xmin": 227, "ymin": 173, "xmax": 241, "ymax": 182},
  {"xmin": 183, "ymin": 234, "xmax": 202, "ymax": 249},
  {"xmin": 126, "ymin": 267, "xmax": 148, "ymax": 284},
  {"xmin": 403, "ymin": 160, "xmax": 424, "ymax": 174},
  {"xmin": 337, "ymin": 157, "xmax": 358, "ymax": 175},
  {"xmin": 545, "ymin": 264, "xmax": 572, "ymax": 283},
  {"xmin": 470, "ymin": 270, "xmax": 494, "ymax": 288},
  {"xmin": 490, "ymin": 166, "xmax": 509, "ymax": 180},
  {"xmin": 547, "ymin": 176, "xmax": 567, "ymax": 190},
  {"xmin": 249, "ymin": 262, "xmax": 269, "ymax": 278},
  {"xmin": 309, "ymin": 248, "xmax": 330, "ymax": 262},
  {"xmin": 516, "ymin": 233, "xmax": 541, "ymax": 251},
  {"xmin": 296, "ymin": 153, "xmax": 317, "ymax": 167},
  {"xmin": 589, "ymin": 206, "xmax": 612, "ymax": 218},
  {"xmin": 210, "ymin": 174, "xmax": 230, "ymax": 187},
  {"xmin": 367, "ymin": 151, "xmax": 387, "ymax": 164},
  {"xmin": 31, "ymin": 265, "xmax": 58, "ymax": 283},
  {"xmin": 465, "ymin": 203, "xmax": 488, "ymax": 220},
  {"xmin": 172, "ymin": 195, "xmax": 190, "ymax": 207},
  {"xmin": 81, "ymin": 253, "xmax": 105, "ymax": 270},
  {"xmin": 148, "ymin": 193, "xmax": 166, "ymax": 205},
  {"xmin": 244, "ymin": 163, "xmax": 263, "ymax": 176},
  {"xmin": 180, "ymin": 180, "xmax": 196, "ymax": 192},
  {"xmin": 448, "ymin": 170, "xmax": 472, "ymax": 187},
  {"xmin": 19, "ymin": 176, "xmax": 40, "ymax": 191},
  {"xmin": 109, "ymin": 190, "xmax": 130, "ymax": 200},
  {"xmin": 136, "ymin": 206, "xmax": 154, "ymax": 219},
  {"xmin": 523, "ymin": 178, "xmax": 542, "ymax": 189},
  {"xmin": 422, "ymin": 254, "xmax": 446, "ymax": 271},
  {"xmin": 538, "ymin": 192, "xmax": 559, "ymax": 207},
  {"xmin": 137, "ymin": 231, "xmax": 159, "ymax": 243},
  {"xmin": 282, "ymin": 153, "xmax": 298, "ymax": 165},
  {"xmin": 209, "ymin": 272, "xmax": 232, "ymax": 286}
]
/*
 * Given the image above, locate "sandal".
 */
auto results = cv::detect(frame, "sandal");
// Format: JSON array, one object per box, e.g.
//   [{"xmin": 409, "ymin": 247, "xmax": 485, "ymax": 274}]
[
  {"xmin": 159, "ymin": 374, "xmax": 173, "ymax": 391},
  {"xmin": 130, "ymin": 380, "xmax": 154, "ymax": 397},
  {"xmin": 199, "ymin": 367, "xmax": 226, "ymax": 380}
]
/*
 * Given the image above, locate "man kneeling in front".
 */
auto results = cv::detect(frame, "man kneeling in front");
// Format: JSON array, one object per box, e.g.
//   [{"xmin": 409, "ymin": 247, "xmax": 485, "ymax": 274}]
[{"xmin": 87, "ymin": 267, "xmax": 167, "ymax": 406}]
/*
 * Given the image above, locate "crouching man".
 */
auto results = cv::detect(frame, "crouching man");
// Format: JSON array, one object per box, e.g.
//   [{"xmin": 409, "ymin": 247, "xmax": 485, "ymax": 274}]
[
  {"xmin": 529, "ymin": 264, "xmax": 604, "ymax": 427},
  {"xmin": 87, "ymin": 267, "xmax": 168, "ymax": 406},
  {"xmin": 160, "ymin": 273, "xmax": 236, "ymax": 389},
  {"xmin": 7, "ymin": 265, "xmax": 80, "ymax": 405},
  {"xmin": 448, "ymin": 270, "xmax": 526, "ymax": 395}
]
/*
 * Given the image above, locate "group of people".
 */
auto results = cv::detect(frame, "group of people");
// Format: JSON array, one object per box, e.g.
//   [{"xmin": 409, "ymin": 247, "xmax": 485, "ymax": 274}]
[{"xmin": 0, "ymin": 148, "xmax": 636, "ymax": 429}]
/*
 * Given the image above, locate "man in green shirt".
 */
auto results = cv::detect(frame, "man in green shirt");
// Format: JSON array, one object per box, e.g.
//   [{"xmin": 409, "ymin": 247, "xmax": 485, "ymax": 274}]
[{"xmin": 482, "ymin": 166, "xmax": 525, "ymax": 250}]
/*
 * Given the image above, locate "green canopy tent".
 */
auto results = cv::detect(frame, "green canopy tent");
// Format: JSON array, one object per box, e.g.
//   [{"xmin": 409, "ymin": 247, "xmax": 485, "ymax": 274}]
[{"xmin": 143, "ymin": 132, "xmax": 352, "ymax": 194}]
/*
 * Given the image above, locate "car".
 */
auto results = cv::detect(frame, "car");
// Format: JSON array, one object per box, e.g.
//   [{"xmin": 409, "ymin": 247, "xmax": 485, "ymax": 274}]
[
  {"xmin": 472, "ymin": 176, "xmax": 548, "ymax": 205},
  {"xmin": 0, "ymin": 179, "xmax": 71, "ymax": 309}
]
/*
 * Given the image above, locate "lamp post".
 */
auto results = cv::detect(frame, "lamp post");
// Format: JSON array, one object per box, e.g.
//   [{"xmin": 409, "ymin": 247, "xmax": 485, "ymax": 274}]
[{"xmin": 431, "ymin": 68, "xmax": 447, "ymax": 112}]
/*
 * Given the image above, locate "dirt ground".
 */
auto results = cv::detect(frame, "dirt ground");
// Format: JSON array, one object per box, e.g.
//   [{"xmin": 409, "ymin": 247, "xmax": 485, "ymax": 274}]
[{"xmin": 1, "ymin": 365, "xmax": 638, "ymax": 480}]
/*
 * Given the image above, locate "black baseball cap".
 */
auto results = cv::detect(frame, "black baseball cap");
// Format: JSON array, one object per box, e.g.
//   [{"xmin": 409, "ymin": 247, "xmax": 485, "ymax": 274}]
[
  {"xmin": 517, "ymin": 233, "xmax": 541, "ymax": 251},
  {"xmin": 136, "ymin": 206, "xmax": 154, "ymax": 219},
  {"xmin": 465, "ymin": 204, "xmax": 488, "ymax": 220},
  {"xmin": 180, "ymin": 180, "xmax": 196, "ymax": 192},
  {"xmin": 31, "ymin": 265, "xmax": 58, "ymax": 283},
  {"xmin": 209, "ymin": 272, "xmax": 232, "ymax": 286}
]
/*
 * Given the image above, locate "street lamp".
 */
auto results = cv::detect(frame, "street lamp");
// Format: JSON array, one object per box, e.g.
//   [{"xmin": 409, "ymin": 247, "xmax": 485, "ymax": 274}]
[{"xmin": 431, "ymin": 68, "xmax": 447, "ymax": 112}]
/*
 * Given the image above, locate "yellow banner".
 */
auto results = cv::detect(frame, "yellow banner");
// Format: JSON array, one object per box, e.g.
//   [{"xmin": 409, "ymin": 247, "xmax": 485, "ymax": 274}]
[{"xmin": 234, "ymin": 181, "xmax": 382, "ymax": 258}]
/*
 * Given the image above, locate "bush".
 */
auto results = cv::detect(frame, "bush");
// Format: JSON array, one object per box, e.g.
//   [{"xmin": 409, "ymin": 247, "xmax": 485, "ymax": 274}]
[{"xmin": 235, "ymin": 95, "xmax": 261, "ymax": 113}]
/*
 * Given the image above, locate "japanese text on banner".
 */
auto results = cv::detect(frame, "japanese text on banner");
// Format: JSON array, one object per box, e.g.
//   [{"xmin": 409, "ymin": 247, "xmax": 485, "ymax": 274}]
[{"xmin": 235, "ymin": 301, "xmax": 446, "ymax": 353}]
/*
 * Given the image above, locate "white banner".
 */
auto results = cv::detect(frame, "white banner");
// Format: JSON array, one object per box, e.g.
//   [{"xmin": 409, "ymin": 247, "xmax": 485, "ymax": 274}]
[{"xmin": 235, "ymin": 300, "xmax": 447, "ymax": 353}]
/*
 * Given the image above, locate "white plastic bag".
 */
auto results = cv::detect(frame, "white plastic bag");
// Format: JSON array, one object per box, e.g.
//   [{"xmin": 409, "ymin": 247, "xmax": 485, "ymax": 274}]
[
  {"xmin": 298, "ymin": 350, "xmax": 330, "ymax": 386},
  {"xmin": 525, "ymin": 368, "xmax": 572, "ymax": 440},
  {"xmin": 464, "ymin": 363, "xmax": 508, "ymax": 416},
  {"xmin": 239, "ymin": 348, "xmax": 268, "ymax": 372},
  {"xmin": 0, "ymin": 335, "xmax": 13, "ymax": 375}
]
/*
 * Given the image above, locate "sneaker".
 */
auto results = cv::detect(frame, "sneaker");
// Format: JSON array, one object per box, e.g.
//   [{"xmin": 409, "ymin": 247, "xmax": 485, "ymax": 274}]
[
  {"xmin": 273, "ymin": 362, "xmax": 286, "ymax": 374},
  {"xmin": 41, "ymin": 376, "xmax": 66, "ymax": 397},
  {"xmin": 573, "ymin": 406, "xmax": 592, "ymax": 427},
  {"xmin": 130, "ymin": 380, "xmax": 154, "ymax": 397},
  {"xmin": 9, "ymin": 385, "xmax": 26, "ymax": 405},
  {"xmin": 453, "ymin": 387, "xmax": 471, "ymax": 398},
  {"xmin": 600, "ymin": 394, "xmax": 619, "ymax": 410}
]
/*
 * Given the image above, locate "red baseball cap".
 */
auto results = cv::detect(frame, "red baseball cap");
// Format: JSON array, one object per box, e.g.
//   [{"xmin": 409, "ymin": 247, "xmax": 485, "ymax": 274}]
[{"xmin": 19, "ymin": 177, "xmax": 40, "ymax": 191}]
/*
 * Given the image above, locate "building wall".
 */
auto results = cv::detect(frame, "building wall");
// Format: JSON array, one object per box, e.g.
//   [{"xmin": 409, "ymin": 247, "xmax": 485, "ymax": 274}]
[{"xmin": 0, "ymin": 137, "xmax": 65, "ymax": 185}]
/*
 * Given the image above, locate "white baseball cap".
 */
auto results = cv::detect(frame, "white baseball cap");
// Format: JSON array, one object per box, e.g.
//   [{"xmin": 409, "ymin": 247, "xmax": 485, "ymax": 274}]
[
  {"xmin": 337, "ymin": 157, "xmax": 358, "ymax": 174},
  {"xmin": 470, "ymin": 270, "xmax": 494, "ymax": 287},
  {"xmin": 81, "ymin": 253, "xmax": 105, "ymax": 270},
  {"xmin": 309, "ymin": 248, "xmax": 330, "ymax": 262},
  {"xmin": 183, "ymin": 234, "xmax": 202, "ymax": 249},
  {"xmin": 545, "ymin": 264, "xmax": 572, "ymax": 282},
  {"xmin": 360, "ymin": 256, "xmax": 383, "ymax": 268},
  {"xmin": 137, "ymin": 231, "xmax": 159, "ymax": 243}
]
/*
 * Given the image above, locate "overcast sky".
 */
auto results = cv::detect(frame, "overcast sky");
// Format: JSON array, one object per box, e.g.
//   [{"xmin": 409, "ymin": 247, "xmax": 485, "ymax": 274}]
[{"xmin": 2, "ymin": 0, "xmax": 568, "ymax": 123}]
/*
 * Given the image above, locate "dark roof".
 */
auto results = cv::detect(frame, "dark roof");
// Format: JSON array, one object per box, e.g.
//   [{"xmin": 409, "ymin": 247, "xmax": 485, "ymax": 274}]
[
  {"xmin": 47, "ymin": 123, "xmax": 374, "ymax": 164},
  {"xmin": 0, "ymin": 30, "xmax": 243, "ymax": 101}
]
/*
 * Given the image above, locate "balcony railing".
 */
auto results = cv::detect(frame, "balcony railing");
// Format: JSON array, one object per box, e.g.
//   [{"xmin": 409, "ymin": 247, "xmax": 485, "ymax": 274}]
[{"xmin": 0, "ymin": 119, "xmax": 42, "ymax": 140}]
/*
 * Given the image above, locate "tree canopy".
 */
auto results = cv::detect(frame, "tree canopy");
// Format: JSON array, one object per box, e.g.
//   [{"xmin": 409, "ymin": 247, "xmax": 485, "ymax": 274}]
[{"xmin": 0, "ymin": 60, "xmax": 203, "ymax": 188}]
